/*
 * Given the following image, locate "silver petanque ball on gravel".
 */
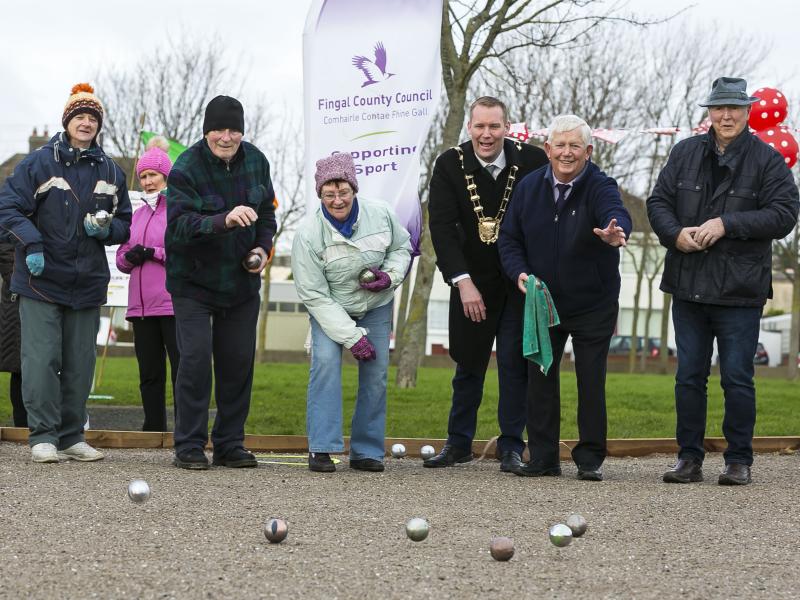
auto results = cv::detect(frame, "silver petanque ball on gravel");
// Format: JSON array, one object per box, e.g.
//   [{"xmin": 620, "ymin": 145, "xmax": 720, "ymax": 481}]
[
  {"xmin": 549, "ymin": 523, "xmax": 573, "ymax": 547},
  {"xmin": 566, "ymin": 514, "xmax": 588, "ymax": 537},
  {"xmin": 242, "ymin": 251, "xmax": 263, "ymax": 271},
  {"xmin": 127, "ymin": 479, "xmax": 150, "ymax": 504},
  {"xmin": 263, "ymin": 518, "xmax": 289, "ymax": 544},
  {"xmin": 405, "ymin": 517, "xmax": 429, "ymax": 542},
  {"xmin": 420, "ymin": 444, "xmax": 436, "ymax": 460},
  {"xmin": 358, "ymin": 268, "xmax": 377, "ymax": 284},
  {"xmin": 489, "ymin": 536, "xmax": 515, "ymax": 561},
  {"xmin": 391, "ymin": 443, "xmax": 406, "ymax": 458}
]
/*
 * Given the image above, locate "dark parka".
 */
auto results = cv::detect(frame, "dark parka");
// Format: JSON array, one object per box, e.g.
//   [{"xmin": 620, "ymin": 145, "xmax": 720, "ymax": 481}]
[
  {"xmin": 428, "ymin": 138, "xmax": 548, "ymax": 371},
  {"xmin": 0, "ymin": 133, "xmax": 132, "ymax": 309},
  {"xmin": 647, "ymin": 130, "xmax": 799, "ymax": 307}
]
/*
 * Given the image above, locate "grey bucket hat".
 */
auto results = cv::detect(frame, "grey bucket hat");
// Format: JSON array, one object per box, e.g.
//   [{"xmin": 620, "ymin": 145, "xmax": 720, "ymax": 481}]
[{"xmin": 699, "ymin": 77, "xmax": 760, "ymax": 107}]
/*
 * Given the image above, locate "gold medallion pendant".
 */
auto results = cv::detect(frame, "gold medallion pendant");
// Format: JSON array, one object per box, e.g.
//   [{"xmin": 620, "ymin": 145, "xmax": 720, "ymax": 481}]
[
  {"xmin": 452, "ymin": 143, "xmax": 521, "ymax": 246},
  {"xmin": 478, "ymin": 217, "xmax": 499, "ymax": 243}
]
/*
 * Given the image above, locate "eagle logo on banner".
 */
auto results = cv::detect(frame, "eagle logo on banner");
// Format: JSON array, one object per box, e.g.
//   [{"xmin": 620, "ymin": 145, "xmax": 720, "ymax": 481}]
[{"xmin": 352, "ymin": 42, "xmax": 396, "ymax": 87}]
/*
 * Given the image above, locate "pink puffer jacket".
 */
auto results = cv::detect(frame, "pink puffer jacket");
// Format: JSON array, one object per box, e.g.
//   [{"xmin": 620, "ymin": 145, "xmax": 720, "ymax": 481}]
[{"xmin": 116, "ymin": 195, "xmax": 173, "ymax": 318}]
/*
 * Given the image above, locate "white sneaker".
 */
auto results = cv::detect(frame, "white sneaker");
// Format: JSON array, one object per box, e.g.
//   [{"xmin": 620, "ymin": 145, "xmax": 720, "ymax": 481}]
[
  {"xmin": 61, "ymin": 442, "xmax": 105, "ymax": 462},
  {"xmin": 31, "ymin": 443, "xmax": 59, "ymax": 463}
]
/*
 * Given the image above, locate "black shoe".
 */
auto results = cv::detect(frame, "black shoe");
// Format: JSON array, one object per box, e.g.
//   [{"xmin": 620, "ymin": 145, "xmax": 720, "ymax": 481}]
[
  {"xmin": 513, "ymin": 461, "xmax": 562, "ymax": 477},
  {"xmin": 718, "ymin": 463, "xmax": 751, "ymax": 486},
  {"xmin": 212, "ymin": 447, "xmax": 257, "ymax": 468},
  {"xmin": 309, "ymin": 452, "xmax": 336, "ymax": 473},
  {"xmin": 577, "ymin": 466, "xmax": 603, "ymax": 481},
  {"xmin": 662, "ymin": 458, "xmax": 703, "ymax": 483},
  {"xmin": 174, "ymin": 447, "xmax": 210, "ymax": 470},
  {"xmin": 349, "ymin": 458, "xmax": 385, "ymax": 472},
  {"xmin": 423, "ymin": 444, "xmax": 473, "ymax": 468},
  {"xmin": 499, "ymin": 451, "xmax": 523, "ymax": 473}
]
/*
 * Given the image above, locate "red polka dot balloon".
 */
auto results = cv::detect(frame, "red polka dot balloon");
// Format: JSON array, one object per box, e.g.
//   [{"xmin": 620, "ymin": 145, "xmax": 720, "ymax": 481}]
[
  {"xmin": 749, "ymin": 88, "xmax": 788, "ymax": 130},
  {"xmin": 756, "ymin": 126, "xmax": 798, "ymax": 168}
]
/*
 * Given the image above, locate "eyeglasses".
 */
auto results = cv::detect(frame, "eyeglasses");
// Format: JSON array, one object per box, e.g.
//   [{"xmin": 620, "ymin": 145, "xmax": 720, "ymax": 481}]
[{"xmin": 322, "ymin": 190, "xmax": 353, "ymax": 201}]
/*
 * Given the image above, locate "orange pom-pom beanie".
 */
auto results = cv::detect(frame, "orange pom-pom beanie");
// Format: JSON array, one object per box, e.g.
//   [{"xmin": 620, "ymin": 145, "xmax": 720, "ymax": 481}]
[{"xmin": 62, "ymin": 83, "xmax": 104, "ymax": 130}]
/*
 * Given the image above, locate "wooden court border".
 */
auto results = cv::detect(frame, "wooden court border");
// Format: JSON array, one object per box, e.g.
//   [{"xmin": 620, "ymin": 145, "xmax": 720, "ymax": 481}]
[{"xmin": 1, "ymin": 428, "xmax": 798, "ymax": 458}]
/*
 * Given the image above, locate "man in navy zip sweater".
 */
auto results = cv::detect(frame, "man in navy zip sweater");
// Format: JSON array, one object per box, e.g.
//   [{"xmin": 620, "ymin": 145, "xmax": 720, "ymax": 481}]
[{"xmin": 498, "ymin": 115, "xmax": 631, "ymax": 480}]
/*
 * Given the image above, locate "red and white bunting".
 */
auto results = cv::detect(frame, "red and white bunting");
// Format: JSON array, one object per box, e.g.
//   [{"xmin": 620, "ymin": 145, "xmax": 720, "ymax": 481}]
[
  {"xmin": 509, "ymin": 123, "xmax": 799, "ymax": 144},
  {"xmin": 640, "ymin": 127, "xmax": 680, "ymax": 136},
  {"xmin": 592, "ymin": 128, "xmax": 630, "ymax": 144}
]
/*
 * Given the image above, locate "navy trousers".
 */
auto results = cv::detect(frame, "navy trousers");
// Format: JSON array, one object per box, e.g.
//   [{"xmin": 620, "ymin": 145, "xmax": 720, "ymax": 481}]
[
  {"xmin": 447, "ymin": 294, "xmax": 527, "ymax": 455},
  {"xmin": 526, "ymin": 301, "xmax": 617, "ymax": 469},
  {"xmin": 172, "ymin": 294, "xmax": 259, "ymax": 455},
  {"xmin": 672, "ymin": 299, "xmax": 761, "ymax": 466}
]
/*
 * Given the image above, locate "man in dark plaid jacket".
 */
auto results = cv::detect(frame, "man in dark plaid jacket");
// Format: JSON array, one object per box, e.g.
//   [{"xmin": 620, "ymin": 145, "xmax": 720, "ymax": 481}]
[{"xmin": 166, "ymin": 95, "xmax": 276, "ymax": 470}]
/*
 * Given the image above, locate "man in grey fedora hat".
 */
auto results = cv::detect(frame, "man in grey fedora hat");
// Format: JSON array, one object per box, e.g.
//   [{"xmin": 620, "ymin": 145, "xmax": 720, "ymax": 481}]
[{"xmin": 647, "ymin": 77, "xmax": 798, "ymax": 485}]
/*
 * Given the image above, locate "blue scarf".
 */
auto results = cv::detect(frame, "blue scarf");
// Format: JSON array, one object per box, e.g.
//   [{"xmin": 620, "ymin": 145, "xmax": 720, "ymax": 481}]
[{"xmin": 322, "ymin": 197, "xmax": 359, "ymax": 238}]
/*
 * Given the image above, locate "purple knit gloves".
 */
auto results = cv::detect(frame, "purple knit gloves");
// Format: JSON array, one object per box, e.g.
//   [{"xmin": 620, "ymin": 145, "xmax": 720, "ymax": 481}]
[
  {"xmin": 359, "ymin": 268, "xmax": 391, "ymax": 292},
  {"xmin": 350, "ymin": 336, "xmax": 376, "ymax": 362}
]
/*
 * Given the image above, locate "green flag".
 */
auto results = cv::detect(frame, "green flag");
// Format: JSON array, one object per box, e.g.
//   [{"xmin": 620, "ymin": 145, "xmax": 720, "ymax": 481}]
[{"xmin": 140, "ymin": 131, "xmax": 187, "ymax": 164}]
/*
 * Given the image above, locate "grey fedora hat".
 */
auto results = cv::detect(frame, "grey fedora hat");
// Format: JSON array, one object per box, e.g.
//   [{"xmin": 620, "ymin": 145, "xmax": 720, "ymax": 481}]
[{"xmin": 699, "ymin": 77, "xmax": 760, "ymax": 107}]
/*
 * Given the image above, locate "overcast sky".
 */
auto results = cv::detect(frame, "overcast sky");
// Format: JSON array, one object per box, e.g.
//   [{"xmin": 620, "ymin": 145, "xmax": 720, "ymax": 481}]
[{"xmin": 1, "ymin": 0, "xmax": 798, "ymax": 162}]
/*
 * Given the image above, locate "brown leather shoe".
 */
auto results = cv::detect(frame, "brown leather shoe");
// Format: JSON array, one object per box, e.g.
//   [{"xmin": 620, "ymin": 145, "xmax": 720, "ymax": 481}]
[
  {"xmin": 718, "ymin": 463, "xmax": 751, "ymax": 485},
  {"xmin": 662, "ymin": 458, "xmax": 703, "ymax": 483}
]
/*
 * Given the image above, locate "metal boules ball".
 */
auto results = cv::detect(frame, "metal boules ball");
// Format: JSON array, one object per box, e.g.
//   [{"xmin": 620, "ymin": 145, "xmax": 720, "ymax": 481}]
[
  {"xmin": 94, "ymin": 210, "xmax": 111, "ymax": 227},
  {"xmin": 549, "ymin": 523, "xmax": 573, "ymax": 548},
  {"xmin": 263, "ymin": 518, "xmax": 289, "ymax": 544},
  {"xmin": 489, "ymin": 536, "xmax": 515, "ymax": 561},
  {"xmin": 243, "ymin": 251, "xmax": 263, "ymax": 270},
  {"xmin": 358, "ymin": 268, "xmax": 377, "ymax": 284},
  {"xmin": 127, "ymin": 479, "xmax": 150, "ymax": 504},
  {"xmin": 566, "ymin": 514, "xmax": 588, "ymax": 537},
  {"xmin": 420, "ymin": 445, "xmax": 436, "ymax": 460},
  {"xmin": 391, "ymin": 443, "xmax": 406, "ymax": 458},
  {"xmin": 405, "ymin": 517, "xmax": 429, "ymax": 542}
]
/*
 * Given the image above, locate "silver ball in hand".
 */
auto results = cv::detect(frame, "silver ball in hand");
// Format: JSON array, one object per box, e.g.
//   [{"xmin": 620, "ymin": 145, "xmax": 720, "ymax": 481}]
[
  {"xmin": 358, "ymin": 268, "xmax": 377, "ymax": 284},
  {"xmin": 243, "ymin": 252, "xmax": 262, "ymax": 270}
]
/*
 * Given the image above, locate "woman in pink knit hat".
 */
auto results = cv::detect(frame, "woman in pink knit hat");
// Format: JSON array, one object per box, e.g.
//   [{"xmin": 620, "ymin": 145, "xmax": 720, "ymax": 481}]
[{"xmin": 116, "ymin": 145, "xmax": 180, "ymax": 431}]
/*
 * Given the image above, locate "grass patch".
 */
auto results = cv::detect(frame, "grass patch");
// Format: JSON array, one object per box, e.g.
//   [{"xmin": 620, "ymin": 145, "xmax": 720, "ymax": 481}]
[{"xmin": 0, "ymin": 357, "xmax": 797, "ymax": 438}]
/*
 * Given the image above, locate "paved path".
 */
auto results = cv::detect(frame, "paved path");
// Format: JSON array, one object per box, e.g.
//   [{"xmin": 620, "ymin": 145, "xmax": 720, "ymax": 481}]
[{"xmin": 1, "ymin": 443, "xmax": 798, "ymax": 599}]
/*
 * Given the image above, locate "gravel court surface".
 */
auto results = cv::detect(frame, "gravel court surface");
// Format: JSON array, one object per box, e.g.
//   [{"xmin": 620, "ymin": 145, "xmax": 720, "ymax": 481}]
[{"xmin": 0, "ymin": 443, "xmax": 798, "ymax": 599}]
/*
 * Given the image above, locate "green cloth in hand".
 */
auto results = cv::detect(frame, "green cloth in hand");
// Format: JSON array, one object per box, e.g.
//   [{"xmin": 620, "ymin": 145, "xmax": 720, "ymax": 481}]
[{"xmin": 523, "ymin": 276, "xmax": 560, "ymax": 375}]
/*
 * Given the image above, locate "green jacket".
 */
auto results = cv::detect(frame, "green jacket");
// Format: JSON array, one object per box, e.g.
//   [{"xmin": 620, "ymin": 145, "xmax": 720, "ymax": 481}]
[
  {"xmin": 291, "ymin": 199, "xmax": 411, "ymax": 348},
  {"xmin": 165, "ymin": 139, "xmax": 276, "ymax": 307}
]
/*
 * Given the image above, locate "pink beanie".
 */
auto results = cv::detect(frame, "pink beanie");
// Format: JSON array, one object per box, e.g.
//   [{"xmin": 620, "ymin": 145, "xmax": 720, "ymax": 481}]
[
  {"xmin": 136, "ymin": 147, "xmax": 172, "ymax": 178},
  {"xmin": 314, "ymin": 153, "xmax": 359, "ymax": 197}
]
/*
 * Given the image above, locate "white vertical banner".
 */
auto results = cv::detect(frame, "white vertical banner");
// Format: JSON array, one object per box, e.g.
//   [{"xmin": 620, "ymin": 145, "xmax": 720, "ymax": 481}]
[
  {"xmin": 303, "ymin": 0, "xmax": 443, "ymax": 251},
  {"xmin": 104, "ymin": 192, "xmax": 145, "ymax": 307}
]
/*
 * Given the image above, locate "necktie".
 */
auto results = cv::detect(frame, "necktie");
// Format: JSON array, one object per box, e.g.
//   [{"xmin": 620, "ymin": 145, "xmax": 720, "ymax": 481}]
[
  {"xmin": 555, "ymin": 183, "xmax": 571, "ymax": 213},
  {"xmin": 486, "ymin": 164, "xmax": 499, "ymax": 179}
]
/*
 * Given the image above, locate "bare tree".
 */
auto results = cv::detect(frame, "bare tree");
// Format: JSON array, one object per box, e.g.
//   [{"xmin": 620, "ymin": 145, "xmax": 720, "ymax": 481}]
[
  {"xmin": 96, "ymin": 34, "xmax": 268, "ymax": 162},
  {"xmin": 394, "ymin": 0, "xmax": 663, "ymax": 388},
  {"xmin": 255, "ymin": 115, "xmax": 306, "ymax": 362},
  {"xmin": 639, "ymin": 241, "xmax": 665, "ymax": 372},
  {"xmin": 479, "ymin": 24, "xmax": 645, "ymax": 179}
]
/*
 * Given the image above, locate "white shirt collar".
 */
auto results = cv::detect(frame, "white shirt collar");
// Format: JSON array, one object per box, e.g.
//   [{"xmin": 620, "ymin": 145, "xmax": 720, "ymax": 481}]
[{"xmin": 476, "ymin": 150, "xmax": 507, "ymax": 173}]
